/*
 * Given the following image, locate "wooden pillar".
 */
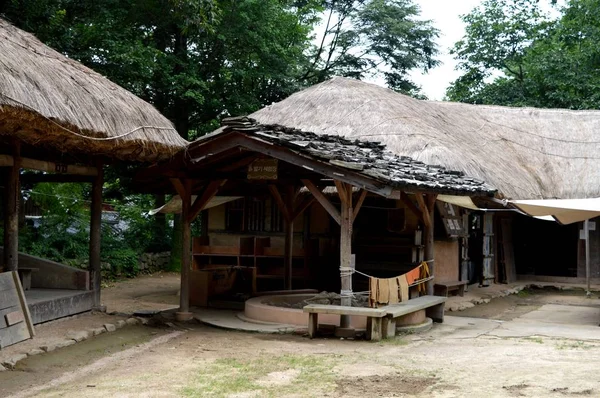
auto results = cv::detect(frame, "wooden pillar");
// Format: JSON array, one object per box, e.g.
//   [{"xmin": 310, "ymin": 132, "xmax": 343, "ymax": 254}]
[
  {"xmin": 339, "ymin": 184, "xmax": 353, "ymax": 328},
  {"xmin": 3, "ymin": 143, "xmax": 20, "ymax": 272},
  {"xmin": 423, "ymin": 194, "xmax": 436, "ymax": 295},
  {"xmin": 283, "ymin": 186, "xmax": 296, "ymax": 290},
  {"xmin": 89, "ymin": 161, "xmax": 103, "ymax": 308},
  {"xmin": 179, "ymin": 181, "xmax": 192, "ymax": 318}
]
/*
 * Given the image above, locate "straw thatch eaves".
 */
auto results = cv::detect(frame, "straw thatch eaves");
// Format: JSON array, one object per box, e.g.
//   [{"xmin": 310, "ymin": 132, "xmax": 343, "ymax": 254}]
[
  {"xmin": 251, "ymin": 77, "xmax": 600, "ymax": 200},
  {"xmin": 0, "ymin": 18, "xmax": 187, "ymax": 163},
  {"xmin": 221, "ymin": 117, "xmax": 495, "ymax": 196}
]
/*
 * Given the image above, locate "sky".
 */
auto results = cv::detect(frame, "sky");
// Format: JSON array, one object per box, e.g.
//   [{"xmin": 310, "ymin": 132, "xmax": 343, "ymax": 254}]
[{"xmin": 408, "ymin": 0, "xmax": 482, "ymax": 100}]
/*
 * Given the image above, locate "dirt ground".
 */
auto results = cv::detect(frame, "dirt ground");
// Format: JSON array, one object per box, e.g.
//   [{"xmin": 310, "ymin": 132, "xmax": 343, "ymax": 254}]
[{"xmin": 2, "ymin": 276, "xmax": 600, "ymax": 398}]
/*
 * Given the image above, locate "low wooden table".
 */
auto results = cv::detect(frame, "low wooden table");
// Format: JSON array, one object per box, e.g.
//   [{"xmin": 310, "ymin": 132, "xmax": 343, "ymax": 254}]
[
  {"xmin": 434, "ymin": 280, "xmax": 467, "ymax": 297},
  {"xmin": 16, "ymin": 267, "xmax": 39, "ymax": 291}
]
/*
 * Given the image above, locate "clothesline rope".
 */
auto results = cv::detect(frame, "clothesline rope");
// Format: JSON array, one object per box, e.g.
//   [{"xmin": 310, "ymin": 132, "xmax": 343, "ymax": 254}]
[{"xmin": 339, "ymin": 259, "xmax": 434, "ymax": 280}]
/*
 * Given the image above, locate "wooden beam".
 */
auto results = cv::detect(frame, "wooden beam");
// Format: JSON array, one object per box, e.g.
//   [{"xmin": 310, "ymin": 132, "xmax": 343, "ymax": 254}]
[
  {"xmin": 217, "ymin": 154, "xmax": 258, "ymax": 172},
  {"xmin": 352, "ymin": 189, "xmax": 368, "ymax": 223},
  {"xmin": 170, "ymin": 178, "xmax": 187, "ymax": 199},
  {"xmin": 339, "ymin": 181, "xmax": 354, "ymax": 328},
  {"xmin": 4, "ymin": 142, "xmax": 20, "ymax": 272},
  {"xmin": 21, "ymin": 174, "xmax": 95, "ymax": 184},
  {"xmin": 301, "ymin": 179, "xmax": 341, "ymax": 225},
  {"xmin": 188, "ymin": 180, "xmax": 226, "ymax": 222},
  {"xmin": 426, "ymin": 193, "xmax": 438, "ymax": 212},
  {"xmin": 179, "ymin": 179, "xmax": 192, "ymax": 315},
  {"xmin": 400, "ymin": 192, "xmax": 423, "ymax": 222},
  {"xmin": 414, "ymin": 193, "xmax": 431, "ymax": 228},
  {"xmin": 284, "ymin": 185, "xmax": 295, "ymax": 290},
  {"xmin": 0, "ymin": 155, "xmax": 97, "ymax": 176},
  {"xmin": 335, "ymin": 180, "xmax": 348, "ymax": 204},
  {"xmin": 89, "ymin": 160, "xmax": 103, "ymax": 308},
  {"xmin": 292, "ymin": 197, "xmax": 315, "ymax": 222},
  {"xmin": 268, "ymin": 185, "xmax": 292, "ymax": 223},
  {"xmin": 423, "ymin": 193, "xmax": 436, "ymax": 296}
]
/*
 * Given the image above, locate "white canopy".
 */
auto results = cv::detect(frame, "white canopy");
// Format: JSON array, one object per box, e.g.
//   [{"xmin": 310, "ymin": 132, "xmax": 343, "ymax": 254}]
[
  {"xmin": 509, "ymin": 198, "xmax": 600, "ymax": 225},
  {"xmin": 148, "ymin": 196, "xmax": 242, "ymax": 215}
]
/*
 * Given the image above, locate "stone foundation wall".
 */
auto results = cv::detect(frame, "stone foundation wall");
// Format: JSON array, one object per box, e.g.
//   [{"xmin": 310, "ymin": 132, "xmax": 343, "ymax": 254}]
[{"xmin": 138, "ymin": 252, "xmax": 171, "ymax": 273}]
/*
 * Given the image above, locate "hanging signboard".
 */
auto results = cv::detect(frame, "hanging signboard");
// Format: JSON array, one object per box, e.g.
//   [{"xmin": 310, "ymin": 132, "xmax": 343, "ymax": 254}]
[{"xmin": 248, "ymin": 159, "xmax": 278, "ymax": 180}]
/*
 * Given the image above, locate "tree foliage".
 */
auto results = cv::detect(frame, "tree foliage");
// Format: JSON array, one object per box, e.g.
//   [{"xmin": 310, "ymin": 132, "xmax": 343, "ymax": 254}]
[
  {"xmin": 447, "ymin": 0, "xmax": 600, "ymax": 109},
  {"xmin": 304, "ymin": 0, "xmax": 440, "ymax": 95}
]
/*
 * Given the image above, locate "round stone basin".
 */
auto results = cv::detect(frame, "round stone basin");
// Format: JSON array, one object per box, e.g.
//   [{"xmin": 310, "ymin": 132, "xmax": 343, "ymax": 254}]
[{"xmin": 244, "ymin": 294, "xmax": 368, "ymax": 329}]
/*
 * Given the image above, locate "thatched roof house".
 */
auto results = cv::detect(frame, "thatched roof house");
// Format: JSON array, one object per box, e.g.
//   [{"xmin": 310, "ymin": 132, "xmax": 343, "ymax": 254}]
[
  {"xmin": 252, "ymin": 77, "xmax": 600, "ymax": 200},
  {"xmin": 0, "ymin": 18, "xmax": 187, "ymax": 163}
]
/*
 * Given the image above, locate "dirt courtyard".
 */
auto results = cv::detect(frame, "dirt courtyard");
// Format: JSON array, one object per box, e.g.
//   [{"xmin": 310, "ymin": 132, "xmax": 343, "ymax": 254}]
[{"xmin": 1, "ymin": 275, "xmax": 600, "ymax": 397}]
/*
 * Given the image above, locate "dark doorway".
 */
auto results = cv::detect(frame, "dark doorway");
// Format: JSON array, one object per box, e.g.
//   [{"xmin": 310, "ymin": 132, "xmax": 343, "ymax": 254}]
[{"xmin": 513, "ymin": 214, "xmax": 578, "ymax": 277}]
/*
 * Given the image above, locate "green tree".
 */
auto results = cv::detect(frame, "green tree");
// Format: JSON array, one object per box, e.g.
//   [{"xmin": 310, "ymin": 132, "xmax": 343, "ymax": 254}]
[
  {"xmin": 447, "ymin": 0, "xmax": 600, "ymax": 110},
  {"xmin": 304, "ymin": 0, "xmax": 440, "ymax": 95}
]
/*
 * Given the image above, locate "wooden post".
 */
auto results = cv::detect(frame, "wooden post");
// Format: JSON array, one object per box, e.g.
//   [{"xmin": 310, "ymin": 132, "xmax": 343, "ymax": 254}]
[
  {"xmin": 89, "ymin": 161, "xmax": 103, "ymax": 308},
  {"xmin": 3, "ymin": 143, "xmax": 20, "ymax": 272},
  {"xmin": 339, "ymin": 183, "xmax": 353, "ymax": 328},
  {"xmin": 284, "ymin": 186, "xmax": 295, "ymax": 290},
  {"xmin": 178, "ymin": 179, "xmax": 193, "ymax": 320},
  {"xmin": 423, "ymin": 194, "xmax": 437, "ymax": 295},
  {"xmin": 585, "ymin": 219, "xmax": 591, "ymax": 295}
]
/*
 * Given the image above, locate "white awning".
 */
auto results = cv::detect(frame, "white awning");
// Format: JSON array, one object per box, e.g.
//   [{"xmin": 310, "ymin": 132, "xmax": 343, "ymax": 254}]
[
  {"xmin": 148, "ymin": 196, "xmax": 243, "ymax": 215},
  {"xmin": 509, "ymin": 198, "xmax": 600, "ymax": 225},
  {"xmin": 437, "ymin": 194, "xmax": 480, "ymax": 211}
]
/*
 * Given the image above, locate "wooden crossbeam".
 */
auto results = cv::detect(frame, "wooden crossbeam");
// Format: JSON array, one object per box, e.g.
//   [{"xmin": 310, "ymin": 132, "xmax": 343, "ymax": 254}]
[
  {"xmin": 0, "ymin": 154, "xmax": 98, "ymax": 176},
  {"xmin": 170, "ymin": 178, "xmax": 187, "ymax": 199},
  {"xmin": 301, "ymin": 179, "xmax": 341, "ymax": 225},
  {"xmin": 188, "ymin": 180, "xmax": 227, "ymax": 222},
  {"xmin": 334, "ymin": 180, "xmax": 348, "ymax": 204},
  {"xmin": 414, "ymin": 193, "xmax": 431, "ymax": 228},
  {"xmin": 352, "ymin": 189, "xmax": 368, "ymax": 223},
  {"xmin": 292, "ymin": 197, "xmax": 315, "ymax": 222},
  {"xmin": 268, "ymin": 185, "xmax": 292, "ymax": 223},
  {"xmin": 399, "ymin": 192, "xmax": 423, "ymax": 221}
]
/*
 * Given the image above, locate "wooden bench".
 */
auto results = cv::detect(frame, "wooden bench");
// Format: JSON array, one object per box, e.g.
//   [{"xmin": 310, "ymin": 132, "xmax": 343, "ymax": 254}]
[
  {"xmin": 434, "ymin": 280, "xmax": 467, "ymax": 297},
  {"xmin": 303, "ymin": 304, "xmax": 387, "ymax": 341},
  {"xmin": 17, "ymin": 267, "xmax": 39, "ymax": 291},
  {"xmin": 381, "ymin": 295, "xmax": 447, "ymax": 338}
]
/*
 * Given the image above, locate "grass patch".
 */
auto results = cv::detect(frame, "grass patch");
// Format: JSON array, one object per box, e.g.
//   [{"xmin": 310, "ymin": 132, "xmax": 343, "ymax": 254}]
[
  {"xmin": 376, "ymin": 337, "xmax": 410, "ymax": 346},
  {"xmin": 517, "ymin": 289, "xmax": 532, "ymax": 298},
  {"xmin": 556, "ymin": 341, "xmax": 594, "ymax": 350},
  {"xmin": 522, "ymin": 336, "xmax": 544, "ymax": 344},
  {"xmin": 181, "ymin": 354, "xmax": 337, "ymax": 397}
]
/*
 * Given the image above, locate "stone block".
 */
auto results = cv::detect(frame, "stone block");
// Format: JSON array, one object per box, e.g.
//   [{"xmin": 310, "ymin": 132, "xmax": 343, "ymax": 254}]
[
  {"xmin": 66, "ymin": 330, "xmax": 90, "ymax": 342},
  {"xmin": 56, "ymin": 339, "xmax": 77, "ymax": 349},
  {"xmin": 0, "ymin": 364, "xmax": 6, "ymax": 372},
  {"xmin": 115, "ymin": 320, "xmax": 127, "ymax": 329},
  {"xmin": 91, "ymin": 327, "xmax": 106, "ymax": 336},
  {"xmin": 104, "ymin": 323, "xmax": 116, "ymax": 332},
  {"xmin": 41, "ymin": 343, "xmax": 57, "ymax": 352},
  {"xmin": 125, "ymin": 318, "xmax": 139, "ymax": 326},
  {"xmin": 2, "ymin": 353, "xmax": 27, "ymax": 369},
  {"xmin": 27, "ymin": 348, "xmax": 44, "ymax": 357}
]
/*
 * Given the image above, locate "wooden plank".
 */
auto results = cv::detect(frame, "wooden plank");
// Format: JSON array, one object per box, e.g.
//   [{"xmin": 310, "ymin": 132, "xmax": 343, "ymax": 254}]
[
  {"xmin": 0, "ymin": 305, "xmax": 21, "ymax": 328},
  {"xmin": 301, "ymin": 180, "xmax": 341, "ymax": 225},
  {"xmin": 0, "ymin": 322, "xmax": 30, "ymax": 349},
  {"xmin": 5, "ymin": 310, "xmax": 24, "ymax": 326},
  {"xmin": 291, "ymin": 197, "xmax": 315, "ymax": 222},
  {"xmin": 339, "ymin": 182, "xmax": 353, "ymax": 328},
  {"xmin": 12, "ymin": 271, "xmax": 34, "ymax": 337},
  {"xmin": 352, "ymin": 189, "xmax": 368, "ymax": 222},
  {"xmin": 0, "ymin": 288, "xmax": 20, "ymax": 310},
  {"xmin": 303, "ymin": 304, "xmax": 386, "ymax": 317},
  {"xmin": 0, "ymin": 272, "xmax": 17, "ymax": 291}
]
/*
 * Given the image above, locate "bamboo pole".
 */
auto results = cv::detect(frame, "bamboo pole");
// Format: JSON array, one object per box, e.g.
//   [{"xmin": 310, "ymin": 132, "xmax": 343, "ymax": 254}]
[{"xmin": 89, "ymin": 161, "xmax": 103, "ymax": 308}]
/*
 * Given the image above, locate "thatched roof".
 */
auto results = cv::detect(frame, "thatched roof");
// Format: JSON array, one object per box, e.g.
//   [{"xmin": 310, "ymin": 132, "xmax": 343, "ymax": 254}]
[
  {"xmin": 0, "ymin": 18, "xmax": 187, "ymax": 163},
  {"xmin": 251, "ymin": 76, "xmax": 600, "ymax": 200}
]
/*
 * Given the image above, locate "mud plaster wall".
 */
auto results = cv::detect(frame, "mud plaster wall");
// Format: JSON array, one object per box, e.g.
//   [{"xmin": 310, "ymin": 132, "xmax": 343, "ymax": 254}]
[{"xmin": 434, "ymin": 240, "xmax": 459, "ymax": 282}]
